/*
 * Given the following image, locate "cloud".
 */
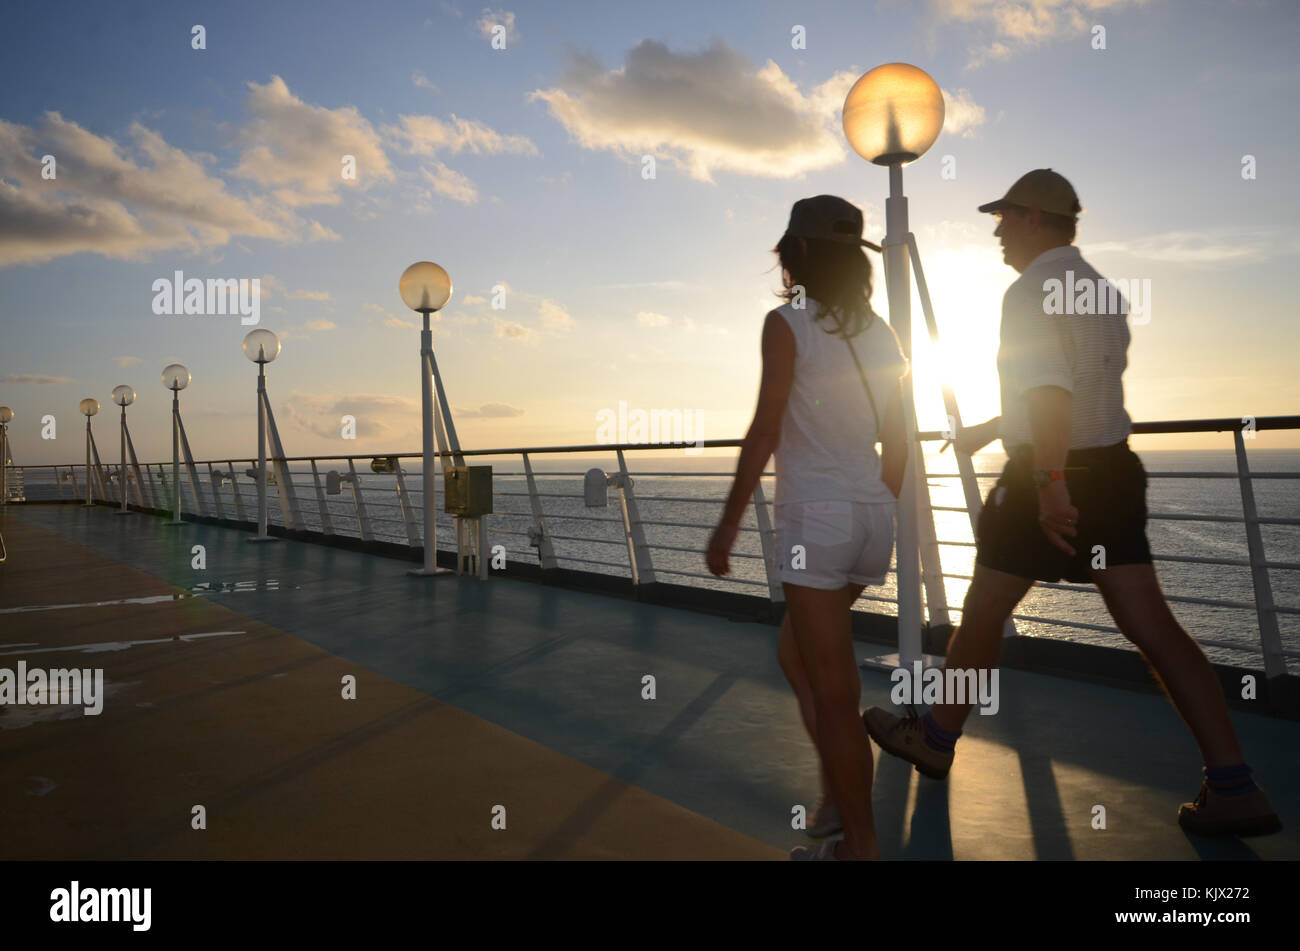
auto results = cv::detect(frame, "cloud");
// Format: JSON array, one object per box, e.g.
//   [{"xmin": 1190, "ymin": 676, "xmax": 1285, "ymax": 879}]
[
  {"xmin": 261, "ymin": 273, "xmax": 333, "ymax": 301},
  {"xmin": 303, "ymin": 319, "xmax": 336, "ymax": 331},
  {"xmin": 928, "ymin": 0, "xmax": 1147, "ymax": 67},
  {"xmin": 941, "ymin": 87, "xmax": 987, "ymax": 138},
  {"xmin": 233, "ymin": 75, "xmax": 394, "ymax": 206},
  {"xmin": 421, "ymin": 161, "xmax": 478, "ymax": 203},
  {"xmin": 462, "ymin": 294, "xmax": 487, "ymax": 305},
  {"xmin": 386, "ymin": 113, "xmax": 538, "ymax": 157},
  {"xmin": 0, "ymin": 113, "xmax": 309, "ymax": 267},
  {"xmin": 1084, "ymin": 229, "xmax": 1298, "ymax": 264},
  {"xmin": 636, "ymin": 311, "xmax": 672, "ymax": 327},
  {"xmin": 455, "ymin": 402, "xmax": 524, "ymax": 418},
  {"xmin": 476, "ymin": 8, "xmax": 520, "ymax": 44},
  {"xmin": 283, "ymin": 391, "xmax": 418, "ymax": 439},
  {"xmin": 492, "ymin": 317, "xmax": 533, "ymax": 340},
  {"xmin": 1, "ymin": 374, "xmax": 74, "ymax": 384},
  {"xmin": 538, "ymin": 298, "xmax": 573, "ymax": 332},
  {"xmin": 115, "ymin": 356, "xmax": 142, "ymax": 368},
  {"xmin": 364, "ymin": 302, "xmax": 419, "ymax": 329},
  {"xmin": 529, "ymin": 40, "xmax": 853, "ymax": 182},
  {"xmin": 412, "ymin": 70, "xmax": 440, "ymax": 93}
]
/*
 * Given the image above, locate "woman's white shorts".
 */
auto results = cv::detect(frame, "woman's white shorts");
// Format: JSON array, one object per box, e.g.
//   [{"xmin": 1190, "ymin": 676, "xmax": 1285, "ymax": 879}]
[{"xmin": 773, "ymin": 499, "xmax": 895, "ymax": 590}]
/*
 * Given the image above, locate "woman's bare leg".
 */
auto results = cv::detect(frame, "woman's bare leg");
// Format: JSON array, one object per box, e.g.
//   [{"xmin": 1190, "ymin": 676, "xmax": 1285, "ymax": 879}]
[{"xmin": 784, "ymin": 581, "xmax": 877, "ymax": 860}]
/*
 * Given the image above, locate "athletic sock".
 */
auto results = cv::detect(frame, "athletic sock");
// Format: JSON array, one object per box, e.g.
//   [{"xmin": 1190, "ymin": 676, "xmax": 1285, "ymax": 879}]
[
  {"xmin": 921, "ymin": 711, "xmax": 961, "ymax": 753},
  {"xmin": 1204, "ymin": 763, "xmax": 1259, "ymax": 796}
]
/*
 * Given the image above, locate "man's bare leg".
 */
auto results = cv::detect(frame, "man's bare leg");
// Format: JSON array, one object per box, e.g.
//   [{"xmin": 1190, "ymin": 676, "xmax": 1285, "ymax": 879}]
[
  {"xmin": 784, "ymin": 581, "xmax": 877, "ymax": 860},
  {"xmin": 927, "ymin": 565, "xmax": 1034, "ymax": 734},
  {"xmin": 1091, "ymin": 563, "xmax": 1244, "ymax": 767}
]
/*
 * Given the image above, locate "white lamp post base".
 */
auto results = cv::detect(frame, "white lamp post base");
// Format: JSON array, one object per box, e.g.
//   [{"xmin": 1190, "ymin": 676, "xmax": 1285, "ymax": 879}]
[
  {"xmin": 114, "ymin": 509, "xmax": 132, "ymax": 516},
  {"xmin": 246, "ymin": 535, "xmax": 278, "ymax": 543},
  {"xmin": 164, "ymin": 520, "xmax": 185, "ymax": 527}
]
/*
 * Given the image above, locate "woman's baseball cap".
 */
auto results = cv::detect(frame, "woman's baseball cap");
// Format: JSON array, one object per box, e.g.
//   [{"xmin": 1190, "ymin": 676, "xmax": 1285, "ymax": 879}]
[{"xmin": 783, "ymin": 195, "xmax": 882, "ymax": 253}]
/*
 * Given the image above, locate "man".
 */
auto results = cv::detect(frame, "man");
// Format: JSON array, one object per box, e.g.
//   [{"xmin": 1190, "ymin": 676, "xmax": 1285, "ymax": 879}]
[{"xmin": 863, "ymin": 169, "xmax": 1281, "ymax": 837}]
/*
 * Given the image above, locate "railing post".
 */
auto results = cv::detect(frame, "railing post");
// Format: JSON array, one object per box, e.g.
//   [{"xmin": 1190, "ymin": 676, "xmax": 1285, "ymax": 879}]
[
  {"xmin": 751, "ymin": 478, "xmax": 783, "ymax": 605},
  {"xmin": 521, "ymin": 452, "xmax": 558, "ymax": 570},
  {"xmin": 1233, "ymin": 429, "xmax": 1287, "ymax": 679},
  {"xmin": 207, "ymin": 463, "xmax": 225, "ymax": 520},
  {"xmin": 310, "ymin": 460, "xmax": 334, "ymax": 535},
  {"xmin": 347, "ymin": 458, "xmax": 371, "ymax": 542},
  {"xmin": 226, "ymin": 462, "xmax": 247, "ymax": 522},
  {"xmin": 393, "ymin": 461, "xmax": 420, "ymax": 547},
  {"xmin": 616, "ymin": 449, "xmax": 656, "ymax": 586},
  {"xmin": 915, "ymin": 443, "xmax": 951, "ymax": 628}
]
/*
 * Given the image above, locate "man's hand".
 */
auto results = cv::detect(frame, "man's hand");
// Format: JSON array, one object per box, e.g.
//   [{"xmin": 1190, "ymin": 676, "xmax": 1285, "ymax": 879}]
[
  {"xmin": 706, "ymin": 519, "xmax": 740, "ymax": 576},
  {"xmin": 955, "ymin": 417, "xmax": 1001, "ymax": 456},
  {"xmin": 1037, "ymin": 481, "xmax": 1079, "ymax": 556}
]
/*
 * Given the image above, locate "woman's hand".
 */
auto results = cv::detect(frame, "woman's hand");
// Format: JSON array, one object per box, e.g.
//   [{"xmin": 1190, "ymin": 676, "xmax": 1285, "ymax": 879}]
[{"xmin": 706, "ymin": 519, "xmax": 740, "ymax": 576}]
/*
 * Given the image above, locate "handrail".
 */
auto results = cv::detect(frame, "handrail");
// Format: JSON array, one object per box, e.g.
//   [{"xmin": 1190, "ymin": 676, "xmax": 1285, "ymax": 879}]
[{"xmin": 6, "ymin": 413, "xmax": 1296, "ymax": 676}]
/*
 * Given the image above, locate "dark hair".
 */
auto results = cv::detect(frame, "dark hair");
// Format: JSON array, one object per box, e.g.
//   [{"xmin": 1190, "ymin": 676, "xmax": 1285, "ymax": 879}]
[
  {"xmin": 773, "ymin": 234, "xmax": 875, "ymax": 339},
  {"xmin": 1040, "ymin": 210, "xmax": 1078, "ymax": 243}
]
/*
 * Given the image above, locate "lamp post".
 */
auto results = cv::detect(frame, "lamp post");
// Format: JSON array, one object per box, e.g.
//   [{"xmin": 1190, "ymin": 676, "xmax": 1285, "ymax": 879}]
[
  {"xmin": 842, "ymin": 63, "xmax": 945, "ymax": 670},
  {"xmin": 111, "ymin": 385, "xmax": 135, "ymax": 515},
  {"xmin": 0, "ymin": 406, "xmax": 12, "ymax": 506},
  {"xmin": 79, "ymin": 398, "xmax": 100, "ymax": 507},
  {"xmin": 243, "ymin": 329, "xmax": 280, "ymax": 542},
  {"xmin": 161, "ymin": 364, "xmax": 190, "ymax": 524},
  {"xmin": 399, "ymin": 261, "xmax": 454, "ymax": 576}
]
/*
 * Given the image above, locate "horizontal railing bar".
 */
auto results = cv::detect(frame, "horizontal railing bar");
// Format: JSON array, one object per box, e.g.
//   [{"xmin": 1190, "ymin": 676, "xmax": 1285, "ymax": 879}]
[
  {"xmin": 551, "ymin": 555, "xmax": 627, "ymax": 569},
  {"xmin": 653, "ymin": 568, "xmax": 766, "ymax": 587},
  {"xmin": 645, "ymin": 543, "xmax": 763, "ymax": 560},
  {"xmin": 28, "ymin": 415, "xmax": 1300, "ymax": 472},
  {"xmin": 918, "ymin": 416, "xmax": 1300, "ymax": 440},
  {"xmin": 546, "ymin": 534, "xmax": 628, "ymax": 546}
]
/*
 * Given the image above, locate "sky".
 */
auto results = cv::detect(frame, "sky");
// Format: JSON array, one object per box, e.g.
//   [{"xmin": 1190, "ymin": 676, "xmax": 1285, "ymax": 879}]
[{"xmin": 2, "ymin": 0, "xmax": 1298, "ymax": 468}]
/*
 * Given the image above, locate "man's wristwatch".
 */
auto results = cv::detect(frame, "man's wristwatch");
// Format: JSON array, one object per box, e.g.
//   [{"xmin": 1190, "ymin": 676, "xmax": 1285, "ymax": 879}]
[{"xmin": 1032, "ymin": 469, "xmax": 1065, "ymax": 488}]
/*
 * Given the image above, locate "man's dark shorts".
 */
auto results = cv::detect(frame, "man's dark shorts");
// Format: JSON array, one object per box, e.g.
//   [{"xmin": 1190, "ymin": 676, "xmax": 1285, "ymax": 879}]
[{"xmin": 975, "ymin": 441, "xmax": 1153, "ymax": 583}]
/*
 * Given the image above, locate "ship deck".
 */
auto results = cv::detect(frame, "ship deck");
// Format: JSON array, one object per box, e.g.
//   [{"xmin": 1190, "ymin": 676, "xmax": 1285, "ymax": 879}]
[{"xmin": 1, "ymin": 503, "xmax": 1296, "ymax": 861}]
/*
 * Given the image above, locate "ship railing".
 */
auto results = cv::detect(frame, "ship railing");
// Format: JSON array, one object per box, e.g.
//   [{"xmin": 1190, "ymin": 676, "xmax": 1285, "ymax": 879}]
[{"xmin": 8, "ymin": 414, "xmax": 1297, "ymax": 678}]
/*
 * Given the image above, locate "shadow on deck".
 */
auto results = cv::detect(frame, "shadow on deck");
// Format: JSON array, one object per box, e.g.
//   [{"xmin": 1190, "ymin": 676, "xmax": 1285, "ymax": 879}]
[{"xmin": 1, "ymin": 504, "xmax": 1295, "ymax": 860}]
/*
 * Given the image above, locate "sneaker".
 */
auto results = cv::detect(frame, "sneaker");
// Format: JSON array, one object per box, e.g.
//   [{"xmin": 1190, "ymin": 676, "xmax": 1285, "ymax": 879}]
[
  {"xmin": 862, "ymin": 706, "xmax": 954, "ymax": 780},
  {"xmin": 807, "ymin": 796, "xmax": 842, "ymax": 838},
  {"xmin": 790, "ymin": 838, "xmax": 841, "ymax": 861},
  {"xmin": 1178, "ymin": 781, "xmax": 1282, "ymax": 837}
]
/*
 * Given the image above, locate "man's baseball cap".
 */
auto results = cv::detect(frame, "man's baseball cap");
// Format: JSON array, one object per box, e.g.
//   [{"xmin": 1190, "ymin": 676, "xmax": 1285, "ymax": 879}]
[
  {"xmin": 783, "ymin": 195, "xmax": 882, "ymax": 252},
  {"xmin": 978, "ymin": 169, "xmax": 1082, "ymax": 217}
]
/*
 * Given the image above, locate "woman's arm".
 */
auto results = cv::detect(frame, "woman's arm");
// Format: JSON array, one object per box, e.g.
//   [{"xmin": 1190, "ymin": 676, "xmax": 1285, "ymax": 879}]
[{"xmin": 706, "ymin": 310, "xmax": 795, "ymax": 576}]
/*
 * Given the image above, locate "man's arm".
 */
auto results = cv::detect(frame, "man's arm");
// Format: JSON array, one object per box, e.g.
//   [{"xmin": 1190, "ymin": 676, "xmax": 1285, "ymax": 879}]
[
  {"xmin": 955, "ymin": 416, "xmax": 1002, "ymax": 455},
  {"xmin": 1025, "ymin": 384, "xmax": 1077, "ymax": 555}
]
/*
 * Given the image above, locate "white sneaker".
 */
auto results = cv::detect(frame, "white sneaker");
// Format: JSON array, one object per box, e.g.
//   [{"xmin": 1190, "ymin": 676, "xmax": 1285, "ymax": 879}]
[{"xmin": 790, "ymin": 838, "xmax": 841, "ymax": 861}]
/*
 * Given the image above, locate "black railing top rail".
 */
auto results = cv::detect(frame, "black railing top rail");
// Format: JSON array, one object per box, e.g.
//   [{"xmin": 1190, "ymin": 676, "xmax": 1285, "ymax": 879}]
[{"xmin": 17, "ymin": 415, "xmax": 1300, "ymax": 470}]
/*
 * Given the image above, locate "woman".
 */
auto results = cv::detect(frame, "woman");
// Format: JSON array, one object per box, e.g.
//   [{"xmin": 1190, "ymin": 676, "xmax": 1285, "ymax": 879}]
[{"xmin": 706, "ymin": 195, "xmax": 907, "ymax": 861}]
